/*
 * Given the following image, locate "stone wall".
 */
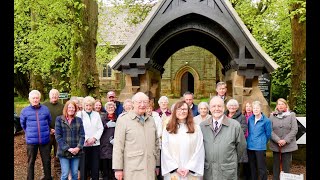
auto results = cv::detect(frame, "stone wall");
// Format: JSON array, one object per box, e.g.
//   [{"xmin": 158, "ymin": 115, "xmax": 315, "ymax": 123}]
[
  {"xmin": 224, "ymin": 69, "xmax": 271, "ymax": 115},
  {"xmin": 100, "ymin": 45, "xmax": 271, "ymax": 116},
  {"xmin": 161, "ymin": 46, "xmax": 220, "ymax": 99}
]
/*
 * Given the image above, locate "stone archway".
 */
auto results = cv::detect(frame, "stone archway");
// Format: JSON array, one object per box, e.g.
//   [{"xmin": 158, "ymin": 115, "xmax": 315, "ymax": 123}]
[
  {"xmin": 174, "ymin": 65, "xmax": 200, "ymax": 98},
  {"xmin": 108, "ymin": 0, "xmax": 279, "ymax": 114}
]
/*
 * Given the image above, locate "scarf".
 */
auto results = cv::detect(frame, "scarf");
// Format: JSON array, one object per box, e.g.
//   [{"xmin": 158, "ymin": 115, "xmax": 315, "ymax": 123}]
[{"xmin": 272, "ymin": 110, "xmax": 291, "ymax": 119}]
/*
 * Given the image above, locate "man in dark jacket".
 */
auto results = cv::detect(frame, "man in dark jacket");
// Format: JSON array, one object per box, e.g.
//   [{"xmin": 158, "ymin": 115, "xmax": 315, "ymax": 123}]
[
  {"xmin": 20, "ymin": 90, "xmax": 52, "ymax": 180},
  {"xmin": 183, "ymin": 91, "xmax": 199, "ymax": 117},
  {"xmin": 43, "ymin": 89, "xmax": 64, "ymax": 178}
]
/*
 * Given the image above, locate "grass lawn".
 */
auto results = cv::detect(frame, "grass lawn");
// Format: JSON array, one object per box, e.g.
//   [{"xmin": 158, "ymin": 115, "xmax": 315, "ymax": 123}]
[{"xmin": 14, "ymin": 97, "xmax": 29, "ymax": 115}]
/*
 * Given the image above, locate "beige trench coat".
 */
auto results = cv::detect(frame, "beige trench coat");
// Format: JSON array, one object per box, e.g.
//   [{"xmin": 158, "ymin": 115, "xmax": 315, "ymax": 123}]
[{"xmin": 112, "ymin": 111, "xmax": 160, "ymax": 180}]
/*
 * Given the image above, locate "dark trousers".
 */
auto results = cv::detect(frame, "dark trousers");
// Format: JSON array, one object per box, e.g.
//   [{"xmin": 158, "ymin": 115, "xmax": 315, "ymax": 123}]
[
  {"xmin": 157, "ymin": 150, "xmax": 163, "ymax": 180},
  {"xmin": 242, "ymin": 162, "xmax": 251, "ymax": 180},
  {"xmin": 101, "ymin": 159, "xmax": 116, "ymax": 180},
  {"xmin": 238, "ymin": 162, "xmax": 251, "ymax": 180},
  {"xmin": 80, "ymin": 146, "xmax": 100, "ymax": 180},
  {"xmin": 27, "ymin": 143, "xmax": 52, "ymax": 180},
  {"xmin": 50, "ymin": 134, "xmax": 61, "ymax": 175},
  {"xmin": 272, "ymin": 152, "xmax": 292, "ymax": 180},
  {"xmin": 248, "ymin": 150, "xmax": 268, "ymax": 180}
]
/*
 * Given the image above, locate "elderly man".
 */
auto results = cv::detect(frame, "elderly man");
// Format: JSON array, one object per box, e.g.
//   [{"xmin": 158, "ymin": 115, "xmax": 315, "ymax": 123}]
[
  {"xmin": 20, "ymin": 90, "xmax": 52, "ymax": 180},
  {"xmin": 103, "ymin": 91, "xmax": 123, "ymax": 117},
  {"xmin": 43, "ymin": 89, "xmax": 64, "ymax": 178},
  {"xmin": 200, "ymin": 96, "xmax": 246, "ymax": 180},
  {"xmin": 183, "ymin": 91, "xmax": 199, "ymax": 117},
  {"xmin": 112, "ymin": 92, "xmax": 160, "ymax": 180}
]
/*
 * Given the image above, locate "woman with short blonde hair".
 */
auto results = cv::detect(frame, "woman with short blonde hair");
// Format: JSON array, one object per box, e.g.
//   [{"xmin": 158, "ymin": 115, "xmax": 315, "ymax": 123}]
[
  {"xmin": 269, "ymin": 98, "xmax": 298, "ymax": 180},
  {"xmin": 76, "ymin": 96, "xmax": 104, "ymax": 180}
]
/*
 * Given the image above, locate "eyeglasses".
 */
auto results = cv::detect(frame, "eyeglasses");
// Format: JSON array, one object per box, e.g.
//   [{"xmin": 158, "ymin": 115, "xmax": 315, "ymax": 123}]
[
  {"xmin": 135, "ymin": 100, "xmax": 149, "ymax": 105},
  {"xmin": 210, "ymin": 105, "xmax": 224, "ymax": 109},
  {"xmin": 177, "ymin": 108, "xmax": 188, "ymax": 112}
]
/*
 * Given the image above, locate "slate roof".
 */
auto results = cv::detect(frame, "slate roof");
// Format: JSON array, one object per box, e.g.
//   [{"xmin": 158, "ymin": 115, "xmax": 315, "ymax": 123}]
[{"xmin": 98, "ymin": 6, "xmax": 147, "ymax": 46}]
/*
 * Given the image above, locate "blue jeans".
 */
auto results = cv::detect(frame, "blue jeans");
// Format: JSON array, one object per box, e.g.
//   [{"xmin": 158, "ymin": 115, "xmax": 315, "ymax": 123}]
[{"xmin": 59, "ymin": 157, "xmax": 80, "ymax": 180}]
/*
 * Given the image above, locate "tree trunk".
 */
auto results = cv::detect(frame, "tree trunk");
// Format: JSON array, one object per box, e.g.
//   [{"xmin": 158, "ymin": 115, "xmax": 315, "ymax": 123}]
[
  {"xmin": 70, "ymin": 0, "xmax": 100, "ymax": 98},
  {"xmin": 14, "ymin": 71, "xmax": 30, "ymax": 98},
  {"xmin": 30, "ymin": 73, "xmax": 45, "ymax": 100},
  {"xmin": 288, "ymin": 2, "xmax": 306, "ymax": 111}
]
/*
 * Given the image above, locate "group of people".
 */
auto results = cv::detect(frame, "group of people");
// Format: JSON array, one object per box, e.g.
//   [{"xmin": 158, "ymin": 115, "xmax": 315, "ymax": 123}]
[{"xmin": 19, "ymin": 81, "xmax": 299, "ymax": 180}]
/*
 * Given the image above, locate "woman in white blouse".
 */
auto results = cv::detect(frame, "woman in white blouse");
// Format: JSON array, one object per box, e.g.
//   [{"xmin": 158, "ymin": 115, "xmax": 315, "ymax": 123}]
[
  {"xmin": 76, "ymin": 96, "xmax": 104, "ymax": 180},
  {"xmin": 161, "ymin": 100, "xmax": 205, "ymax": 180}
]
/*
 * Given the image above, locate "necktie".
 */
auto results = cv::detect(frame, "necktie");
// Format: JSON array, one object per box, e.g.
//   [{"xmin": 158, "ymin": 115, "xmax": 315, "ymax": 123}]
[
  {"xmin": 138, "ymin": 116, "xmax": 144, "ymax": 124},
  {"xmin": 214, "ymin": 121, "xmax": 219, "ymax": 133}
]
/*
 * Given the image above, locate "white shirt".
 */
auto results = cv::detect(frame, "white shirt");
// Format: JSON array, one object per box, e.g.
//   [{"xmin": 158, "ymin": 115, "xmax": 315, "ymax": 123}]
[{"xmin": 254, "ymin": 115, "xmax": 262, "ymax": 125}]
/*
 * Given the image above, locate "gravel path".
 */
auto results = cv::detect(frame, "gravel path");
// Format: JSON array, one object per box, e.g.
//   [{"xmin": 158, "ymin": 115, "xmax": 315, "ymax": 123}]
[{"xmin": 14, "ymin": 131, "xmax": 306, "ymax": 180}]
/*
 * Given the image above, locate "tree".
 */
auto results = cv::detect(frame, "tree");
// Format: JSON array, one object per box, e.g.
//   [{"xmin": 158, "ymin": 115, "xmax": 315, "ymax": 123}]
[
  {"xmin": 14, "ymin": 0, "xmax": 32, "ymax": 98},
  {"xmin": 14, "ymin": 0, "xmax": 101, "ymax": 98},
  {"xmin": 287, "ymin": 0, "xmax": 306, "ymax": 113},
  {"xmin": 69, "ymin": 0, "xmax": 100, "ymax": 98}
]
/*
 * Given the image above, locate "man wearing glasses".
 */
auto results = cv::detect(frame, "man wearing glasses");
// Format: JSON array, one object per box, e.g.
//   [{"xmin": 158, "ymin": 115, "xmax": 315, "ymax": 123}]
[{"xmin": 112, "ymin": 92, "xmax": 160, "ymax": 180}]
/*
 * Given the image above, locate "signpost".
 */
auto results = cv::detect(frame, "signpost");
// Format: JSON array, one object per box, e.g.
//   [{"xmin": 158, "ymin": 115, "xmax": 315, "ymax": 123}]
[
  {"xmin": 59, "ymin": 92, "xmax": 69, "ymax": 104},
  {"xmin": 258, "ymin": 73, "xmax": 271, "ymax": 105},
  {"xmin": 59, "ymin": 93, "xmax": 69, "ymax": 99}
]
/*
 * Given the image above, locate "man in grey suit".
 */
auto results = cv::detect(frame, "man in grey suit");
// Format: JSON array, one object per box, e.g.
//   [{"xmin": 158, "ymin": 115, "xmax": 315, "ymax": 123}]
[{"xmin": 200, "ymin": 96, "xmax": 246, "ymax": 180}]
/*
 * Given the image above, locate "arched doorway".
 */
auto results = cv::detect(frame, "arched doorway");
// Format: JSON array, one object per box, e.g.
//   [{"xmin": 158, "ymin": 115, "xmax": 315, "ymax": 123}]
[{"xmin": 181, "ymin": 72, "xmax": 194, "ymax": 96}]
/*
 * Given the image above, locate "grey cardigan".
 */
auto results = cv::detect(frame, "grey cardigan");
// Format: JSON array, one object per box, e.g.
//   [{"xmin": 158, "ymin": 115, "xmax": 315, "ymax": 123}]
[{"xmin": 269, "ymin": 111, "xmax": 298, "ymax": 153}]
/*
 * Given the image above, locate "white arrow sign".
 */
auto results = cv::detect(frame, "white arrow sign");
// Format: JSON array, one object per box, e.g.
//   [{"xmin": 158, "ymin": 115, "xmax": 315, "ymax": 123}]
[{"xmin": 296, "ymin": 117, "xmax": 306, "ymax": 144}]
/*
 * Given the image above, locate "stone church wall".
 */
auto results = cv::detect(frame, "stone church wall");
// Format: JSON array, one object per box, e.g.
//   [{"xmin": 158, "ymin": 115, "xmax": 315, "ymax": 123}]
[{"xmin": 161, "ymin": 46, "xmax": 221, "ymax": 99}]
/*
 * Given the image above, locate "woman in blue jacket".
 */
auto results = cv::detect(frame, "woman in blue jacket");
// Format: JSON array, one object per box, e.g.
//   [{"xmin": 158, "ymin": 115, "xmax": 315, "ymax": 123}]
[{"xmin": 247, "ymin": 101, "xmax": 272, "ymax": 180}]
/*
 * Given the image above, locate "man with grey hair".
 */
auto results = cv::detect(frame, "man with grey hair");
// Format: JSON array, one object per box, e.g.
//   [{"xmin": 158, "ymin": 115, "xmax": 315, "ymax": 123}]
[
  {"xmin": 200, "ymin": 96, "xmax": 246, "ymax": 179},
  {"xmin": 43, "ymin": 89, "xmax": 64, "ymax": 178},
  {"xmin": 112, "ymin": 92, "xmax": 160, "ymax": 180},
  {"xmin": 20, "ymin": 90, "xmax": 52, "ymax": 180}
]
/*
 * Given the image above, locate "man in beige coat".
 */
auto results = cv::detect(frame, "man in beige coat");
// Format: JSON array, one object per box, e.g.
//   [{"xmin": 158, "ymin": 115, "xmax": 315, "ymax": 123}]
[{"xmin": 112, "ymin": 92, "xmax": 160, "ymax": 180}]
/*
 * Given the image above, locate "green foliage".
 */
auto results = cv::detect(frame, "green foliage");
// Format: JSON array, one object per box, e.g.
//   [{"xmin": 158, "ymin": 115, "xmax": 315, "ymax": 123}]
[
  {"xmin": 293, "ymin": 81, "xmax": 306, "ymax": 114},
  {"xmin": 288, "ymin": 0, "xmax": 306, "ymax": 23},
  {"xmin": 14, "ymin": 0, "xmax": 87, "ymax": 95},
  {"xmin": 233, "ymin": 0, "xmax": 293, "ymax": 101},
  {"xmin": 86, "ymin": 75, "xmax": 99, "ymax": 89},
  {"xmin": 96, "ymin": 44, "xmax": 117, "ymax": 65}
]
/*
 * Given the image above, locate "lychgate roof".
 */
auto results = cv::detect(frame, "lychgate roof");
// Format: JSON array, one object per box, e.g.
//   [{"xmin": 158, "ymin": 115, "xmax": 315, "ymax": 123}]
[{"xmin": 108, "ymin": 0, "xmax": 278, "ymax": 81}]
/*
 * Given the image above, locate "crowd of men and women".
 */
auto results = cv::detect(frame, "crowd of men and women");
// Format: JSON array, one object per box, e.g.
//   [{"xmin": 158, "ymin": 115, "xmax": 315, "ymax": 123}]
[{"xmin": 19, "ymin": 81, "xmax": 298, "ymax": 180}]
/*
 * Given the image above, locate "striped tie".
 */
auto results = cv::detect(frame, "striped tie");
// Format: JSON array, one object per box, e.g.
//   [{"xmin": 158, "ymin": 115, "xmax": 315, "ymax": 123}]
[{"xmin": 214, "ymin": 121, "xmax": 219, "ymax": 133}]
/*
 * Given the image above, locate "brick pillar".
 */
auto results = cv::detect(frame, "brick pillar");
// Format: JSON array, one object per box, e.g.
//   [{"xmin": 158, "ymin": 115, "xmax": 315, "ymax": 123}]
[{"xmin": 224, "ymin": 69, "xmax": 271, "ymax": 116}]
